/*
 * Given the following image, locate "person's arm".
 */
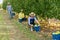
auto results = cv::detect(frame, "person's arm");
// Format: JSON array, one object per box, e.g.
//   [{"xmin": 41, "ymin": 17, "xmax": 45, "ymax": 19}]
[
  {"xmin": 28, "ymin": 17, "xmax": 31, "ymax": 25},
  {"xmin": 6, "ymin": 6, "xmax": 8, "ymax": 12},
  {"xmin": 34, "ymin": 17, "xmax": 40, "ymax": 25},
  {"xmin": 19, "ymin": 13, "xmax": 21, "ymax": 19},
  {"xmin": 11, "ymin": 6, "xmax": 13, "ymax": 11},
  {"xmin": 10, "ymin": 5, "xmax": 13, "ymax": 11},
  {"xmin": 6, "ymin": 6, "xmax": 8, "ymax": 10}
]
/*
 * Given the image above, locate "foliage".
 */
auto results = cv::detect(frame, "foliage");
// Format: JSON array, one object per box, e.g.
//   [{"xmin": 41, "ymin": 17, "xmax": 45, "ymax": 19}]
[
  {"xmin": 2, "ymin": 0, "xmax": 7, "ymax": 9},
  {"xmin": 3, "ymin": 0, "xmax": 60, "ymax": 19},
  {"xmin": 0, "ymin": 4, "xmax": 2, "ymax": 8}
]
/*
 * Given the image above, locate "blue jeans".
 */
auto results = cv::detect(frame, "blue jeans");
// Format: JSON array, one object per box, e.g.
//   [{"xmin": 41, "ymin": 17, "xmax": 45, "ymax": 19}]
[{"xmin": 8, "ymin": 10, "xmax": 13, "ymax": 19}]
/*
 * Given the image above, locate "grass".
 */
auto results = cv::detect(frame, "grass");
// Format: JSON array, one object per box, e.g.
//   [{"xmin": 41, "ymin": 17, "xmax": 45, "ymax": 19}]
[
  {"xmin": 2, "ymin": 10, "xmax": 52, "ymax": 40},
  {"xmin": 13, "ymin": 20, "xmax": 40, "ymax": 40},
  {"xmin": 12, "ymin": 19, "xmax": 52, "ymax": 40},
  {"xmin": 0, "ymin": 14, "xmax": 3, "ymax": 21},
  {"xmin": 0, "ymin": 13, "xmax": 9, "ymax": 40},
  {"xmin": 0, "ymin": 34, "xmax": 9, "ymax": 40},
  {"xmin": 1, "ymin": 10, "xmax": 40, "ymax": 40}
]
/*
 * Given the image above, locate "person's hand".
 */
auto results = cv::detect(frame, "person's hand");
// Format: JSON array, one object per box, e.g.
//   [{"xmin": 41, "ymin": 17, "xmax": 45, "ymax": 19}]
[{"xmin": 31, "ymin": 25, "xmax": 33, "ymax": 27}]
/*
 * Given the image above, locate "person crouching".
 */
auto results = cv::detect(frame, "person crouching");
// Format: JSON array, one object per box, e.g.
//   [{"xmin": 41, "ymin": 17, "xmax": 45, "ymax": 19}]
[
  {"xmin": 18, "ymin": 9, "xmax": 27, "ymax": 23},
  {"xmin": 18, "ymin": 9, "xmax": 24, "ymax": 23},
  {"xmin": 28, "ymin": 12, "xmax": 39, "ymax": 31}
]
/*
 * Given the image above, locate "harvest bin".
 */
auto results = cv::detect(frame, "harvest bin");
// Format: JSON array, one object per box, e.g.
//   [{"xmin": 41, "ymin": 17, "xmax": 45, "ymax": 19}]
[
  {"xmin": 33, "ymin": 25, "xmax": 40, "ymax": 32},
  {"xmin": 52, "ymin": 31, "xmax": 60, "ymax": 40},
  {"xmin": 19, "ymin": 18, "xmax": 23, "ymax": 23},
  {"xmin": 12, "ymin": 12, "xmax": 15, "ymax": 17}
]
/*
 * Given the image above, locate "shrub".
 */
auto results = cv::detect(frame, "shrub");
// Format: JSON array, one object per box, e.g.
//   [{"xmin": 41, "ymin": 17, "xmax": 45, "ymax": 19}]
[{"xmin": 3, "ymin": 0, "xmax": 60, "ymax": 19}]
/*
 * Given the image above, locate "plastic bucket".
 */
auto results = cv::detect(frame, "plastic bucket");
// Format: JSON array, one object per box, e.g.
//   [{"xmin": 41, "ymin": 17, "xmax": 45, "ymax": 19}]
[
  {"xmin": 52, "ymin": 33, "xmax": 60, "ymax": 40},
  {"xmin": 58, "ymin": 34, "xmax": 60, "ymax": 40},
  {"xmin": 19, "ymin": 19, "xmax": 22, "ymax": 23},
  {"xmin": 12, "ymin": 12, "xmax": 15, "ymax": 16},
  {"xmin": 33, "ymin": 26, "xmax": 40, "ymax": 32}
]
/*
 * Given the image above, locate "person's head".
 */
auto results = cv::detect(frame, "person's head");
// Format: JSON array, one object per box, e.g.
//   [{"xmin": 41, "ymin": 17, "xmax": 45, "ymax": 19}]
[
  {"xmin": 21, "ymin": 9, "xmax": 23, "ymax": 12},
  {"xmin": 29, "ymin": 12, "xmax": 35, "ymax": 18},
  {"xmin": 7, "ymin": 2, "xmax": 11, "ymax": 5}
]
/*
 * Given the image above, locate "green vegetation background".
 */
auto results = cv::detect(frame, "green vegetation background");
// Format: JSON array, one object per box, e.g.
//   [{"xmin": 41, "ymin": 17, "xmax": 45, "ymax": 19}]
[{"xmin": 3, "ymin": 0, "xmax": 60, "ymax": 19}]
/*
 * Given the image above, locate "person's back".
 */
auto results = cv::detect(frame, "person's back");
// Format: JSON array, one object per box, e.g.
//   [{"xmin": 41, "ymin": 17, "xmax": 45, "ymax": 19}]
[
  {"xmin": 19, "ymin": 12, "xmax": 24, "ymax": 19},
  {"xmin": 7, "ymin": 5, "xmax": 12, "ymax": 11}
]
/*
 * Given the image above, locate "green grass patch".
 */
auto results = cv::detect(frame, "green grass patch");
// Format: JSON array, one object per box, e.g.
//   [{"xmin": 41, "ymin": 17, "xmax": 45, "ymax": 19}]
[
  {"xmin": 13, "ymin": 20, "xmax": 40, "ymax": 40},
  {"xmin": 0, "ymin": 14, "xmax": 4, "ymax": 22},
  {"xmin": 12, "ymin": 19, "xmax": 52, "ymax": 40},
  {"xmin": 0, "ymin": 13, "xmax": 9, "ymax": 40}
]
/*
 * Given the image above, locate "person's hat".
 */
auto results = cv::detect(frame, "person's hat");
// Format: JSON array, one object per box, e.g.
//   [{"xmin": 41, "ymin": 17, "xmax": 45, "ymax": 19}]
[
  {"xmin": 29, "ymin": 12, "xmax": 35, "ymax": 16},
  {"xmin": 8, "ymin": 2, "xmax": 10, "ymax": 5}
]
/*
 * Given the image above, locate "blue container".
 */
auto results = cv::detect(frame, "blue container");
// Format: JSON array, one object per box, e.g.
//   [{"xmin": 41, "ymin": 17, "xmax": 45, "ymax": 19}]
[
  {"xmin": 33, "ymin": 25, "xmax": 40, "ymax": 32},
  {"xmin": 12, "ymin": 13, "xmax": 15, "ymax": 16},
  {"xmin": 19, "ymin": 19, "xmax": 22, "ymax": 23},
  {"xmin": 52, "ymin": 34, "xmax": 59, "ymax": 40},
  {"xmin": 59, "ymin": 34, "xmax": 60, "ymax": 40},
  {"xmin": 52, "ymin": 33, "xmax": 60, "ymax": 40}
]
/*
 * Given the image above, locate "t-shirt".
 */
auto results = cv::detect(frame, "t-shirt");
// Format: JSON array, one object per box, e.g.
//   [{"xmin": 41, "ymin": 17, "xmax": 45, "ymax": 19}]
[
  {"xmin": 6, "ymin": 5, "xmax": 12, "ymax": 11},
  {"xmin": 19, "ymin": 12, "xmax": 24, "ymax": 19},
  {"xmin": 28, "ymin": 17, "xmax": 37, "ymax": 25}
]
